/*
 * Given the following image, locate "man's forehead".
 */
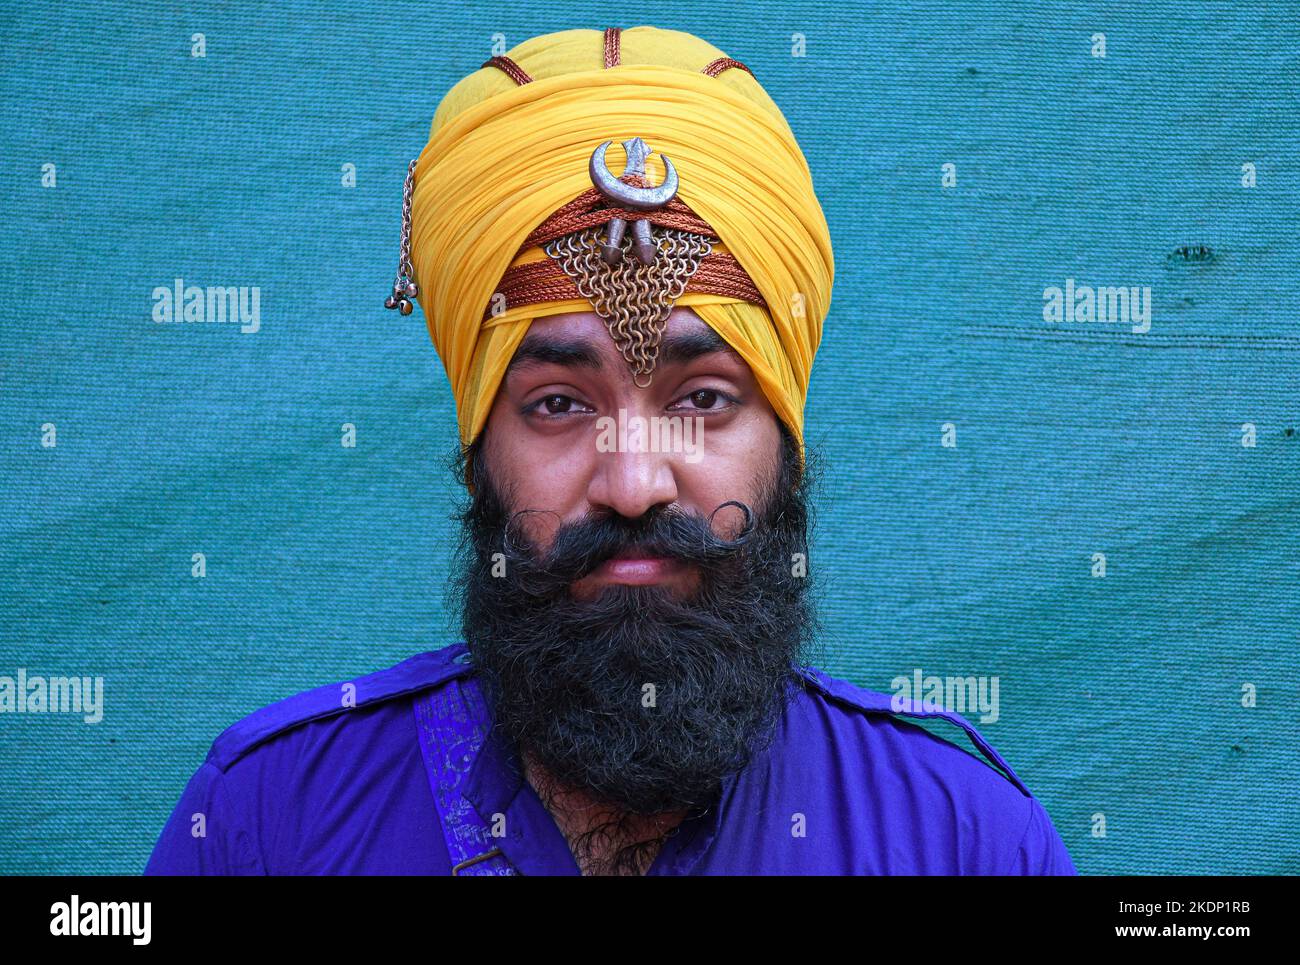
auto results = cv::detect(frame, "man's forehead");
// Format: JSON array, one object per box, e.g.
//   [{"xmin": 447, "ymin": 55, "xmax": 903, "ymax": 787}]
[{"xmin": 507, "ymin": 308, "xmax": 747, "ymax": 375}]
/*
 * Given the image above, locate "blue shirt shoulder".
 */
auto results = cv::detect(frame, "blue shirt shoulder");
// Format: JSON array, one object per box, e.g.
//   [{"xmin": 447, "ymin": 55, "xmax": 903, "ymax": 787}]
[
  {"xmin": 793, "ymin": 664, "xmax": 1032, "ymax": 795},
  {"xmin": 144, "ymin": 643, "xmax": 474, "ymax": 875},
  {"xmin": 205, "ymin": 644, "xmax": 471, "ymax": 772},
  {"xmin": 718, "ymin": 664, "xmax": 1077, "ymax": 875}
]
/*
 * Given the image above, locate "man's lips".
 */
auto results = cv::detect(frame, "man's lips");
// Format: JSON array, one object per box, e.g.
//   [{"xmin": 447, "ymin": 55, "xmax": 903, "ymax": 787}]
[{"xmin": 587, "ymin": 550, "xmax": 686, "ymax": 585}]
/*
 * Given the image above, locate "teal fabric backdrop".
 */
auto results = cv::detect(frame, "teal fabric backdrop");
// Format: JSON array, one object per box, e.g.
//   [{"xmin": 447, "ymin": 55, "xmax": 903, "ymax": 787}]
[{"xmin": 2, "ymin": 1, "xmax": 1296, "ymax": 875}]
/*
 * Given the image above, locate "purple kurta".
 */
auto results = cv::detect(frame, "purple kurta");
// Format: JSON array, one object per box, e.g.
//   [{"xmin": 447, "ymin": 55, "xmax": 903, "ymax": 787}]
[{"xmin": 145, "ymin": 641, "xmax": 1076, "ymax": 875}]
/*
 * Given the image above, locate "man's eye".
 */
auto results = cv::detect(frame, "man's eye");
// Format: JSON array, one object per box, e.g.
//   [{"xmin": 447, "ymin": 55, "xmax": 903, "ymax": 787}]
[
  {"xmin": 673, "ymin": 389, "xmax": 733, "ymax": 411},
  {"xmin": 528, "ymin": 394, "xmax": 589, "ymax": 415}
]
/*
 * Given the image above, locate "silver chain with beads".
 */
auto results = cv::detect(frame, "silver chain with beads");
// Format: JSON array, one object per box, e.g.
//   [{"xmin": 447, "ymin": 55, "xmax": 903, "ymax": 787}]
[{"xmin": 384, "ymin": 159, "xmax": 419, "ymax": 315}]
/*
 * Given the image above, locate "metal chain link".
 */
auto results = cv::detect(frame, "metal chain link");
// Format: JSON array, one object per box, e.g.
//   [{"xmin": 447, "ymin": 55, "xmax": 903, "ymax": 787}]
[
  {"xmin": 384, "ymin": 159, "xmax": 419, "ymax": 315},
  {"xmin": 544, "ymin": 222, "xmax": 713, "ymax": 386}
]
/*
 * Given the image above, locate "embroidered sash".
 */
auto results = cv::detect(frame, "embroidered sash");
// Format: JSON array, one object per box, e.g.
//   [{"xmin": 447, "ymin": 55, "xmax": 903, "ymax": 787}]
[{"xmin": 412, "ymin": 670, "xmax": 517, "ymax": 875}]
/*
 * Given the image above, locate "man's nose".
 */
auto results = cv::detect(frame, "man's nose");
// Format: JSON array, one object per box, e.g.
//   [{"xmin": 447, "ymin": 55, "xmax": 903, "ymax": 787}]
[{"xmin": 586, "ymin": 439, "xmax": 680, "ymax": 519}]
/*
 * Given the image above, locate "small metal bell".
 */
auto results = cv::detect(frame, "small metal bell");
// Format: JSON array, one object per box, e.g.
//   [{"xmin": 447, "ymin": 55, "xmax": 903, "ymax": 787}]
[
  {"xmin": 384, "ymin": 295, "xmax": 397, "ymax": 310},
  {"xmin": 404, "ymin": 281, "xmax": 418, "ymax": 298},
  {"xmin": 398, "ymin": 299, "xmax": 413, "ymax": 316}
]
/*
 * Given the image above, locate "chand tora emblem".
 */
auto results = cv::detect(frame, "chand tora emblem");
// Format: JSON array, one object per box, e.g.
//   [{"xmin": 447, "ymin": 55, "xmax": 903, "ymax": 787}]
[
  {"xmin": 540, "ymin": 135, "xmax": 712, "ymax": 387},
  {"xmin": 587, "ymin": 136, "xmax": 680, "ymax": 266}
]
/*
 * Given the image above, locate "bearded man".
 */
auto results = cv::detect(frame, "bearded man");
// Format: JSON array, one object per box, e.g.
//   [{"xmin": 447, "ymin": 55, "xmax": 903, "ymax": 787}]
[{"xmin": 145, "ymin": 25, "xmax": 1075, "ymax": 876}]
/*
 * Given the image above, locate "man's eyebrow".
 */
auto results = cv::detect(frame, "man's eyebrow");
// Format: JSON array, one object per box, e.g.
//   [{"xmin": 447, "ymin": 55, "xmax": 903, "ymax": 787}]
[
  {"xmin": 505, "ymin": 337, "xmax": 604, "ymax": 376},
  {"xmin": 504, "ymin": 327, "xmax": 741, "ymax": 377},
  {"xmin": 657, "ymin": 327, "xmax": 742, "ymax": 367}
]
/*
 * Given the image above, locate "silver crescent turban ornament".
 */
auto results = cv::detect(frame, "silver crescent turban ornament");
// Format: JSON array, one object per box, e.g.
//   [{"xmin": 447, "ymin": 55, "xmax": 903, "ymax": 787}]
[
  {"xmin": 541, "ymin": 134, "xmax": 712, "ymax": 388},
  {"xmin": 588, "ymin": 136, "xmax": 679, "ymax": 266},
  {"xmin": 589, "ymin": 137, "xmax": 679, "ymax": 208}
]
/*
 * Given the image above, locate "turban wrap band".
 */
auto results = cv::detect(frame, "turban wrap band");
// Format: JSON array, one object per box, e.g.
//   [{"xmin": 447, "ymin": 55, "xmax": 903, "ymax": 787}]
[{"xmin": 406, "ymin": 26, "xmax": 834, "ymax": 486}]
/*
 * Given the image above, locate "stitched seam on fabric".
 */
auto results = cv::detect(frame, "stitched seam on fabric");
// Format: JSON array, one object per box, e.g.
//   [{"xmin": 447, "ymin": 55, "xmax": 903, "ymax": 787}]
[
  {"xmin": 1000, "ymin": 794, "xmax": 1039, "ymax": 876},
  {"xmin": 798, "ymin": 667, "xmax": 1032, "ymax": 798},
  {"xmin": 207, "ymin": 760, "xmax": 267, "ymax": 875},
  {"xmin": 212, "ymin": 661, "xmax": 472, "ymax": 770}
]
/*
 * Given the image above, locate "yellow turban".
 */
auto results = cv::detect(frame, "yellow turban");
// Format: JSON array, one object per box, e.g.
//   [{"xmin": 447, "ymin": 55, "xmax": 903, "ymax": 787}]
[{"xmin": 409, "ymin": 25, "xmax": 834, "ymax": 478}]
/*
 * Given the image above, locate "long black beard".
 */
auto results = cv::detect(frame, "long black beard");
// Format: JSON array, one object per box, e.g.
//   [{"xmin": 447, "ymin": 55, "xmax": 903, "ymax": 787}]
[{"xmin": 450, "ymin": 425, "xmax": 820, "ymax": 873}]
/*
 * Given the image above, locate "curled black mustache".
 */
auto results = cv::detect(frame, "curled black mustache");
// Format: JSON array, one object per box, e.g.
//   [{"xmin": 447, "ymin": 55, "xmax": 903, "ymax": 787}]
[{"xmin": 498, "ymin": 499, "xmax": 756, "ymax": 592}]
